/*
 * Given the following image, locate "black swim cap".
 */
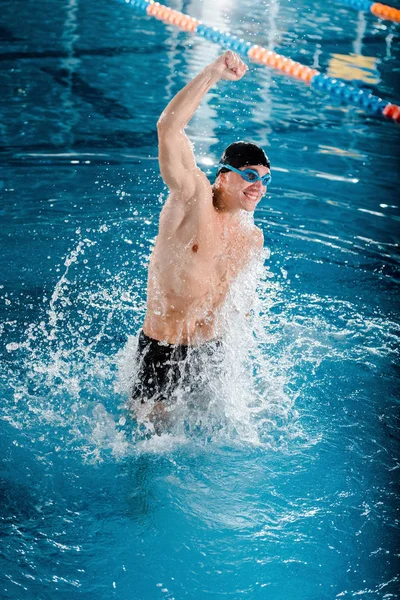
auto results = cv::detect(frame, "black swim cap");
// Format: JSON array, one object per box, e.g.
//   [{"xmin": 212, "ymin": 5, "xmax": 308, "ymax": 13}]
[{"xmin": 217, "ymin": 141, "xmax": 270, "ymax": 177}]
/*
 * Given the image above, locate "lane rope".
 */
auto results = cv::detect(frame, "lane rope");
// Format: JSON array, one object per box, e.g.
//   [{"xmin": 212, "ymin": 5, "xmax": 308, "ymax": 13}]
[
  {"xmin": 117, "ymin": 0, "xmax": 400, "ymax": 123},
  {"xmin": 336, "ymin": 0, "xmax": 400, "ymax": 23}
]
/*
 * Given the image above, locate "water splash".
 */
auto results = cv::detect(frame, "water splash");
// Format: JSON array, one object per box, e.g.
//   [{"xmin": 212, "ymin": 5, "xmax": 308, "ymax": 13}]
[
  {"xmin": 116, "ymin": 246, "xmax": 309, "ymax": 451},
  {"xmin": 2, "ymin": 226, "xmax": 397, "ymax": 462}
]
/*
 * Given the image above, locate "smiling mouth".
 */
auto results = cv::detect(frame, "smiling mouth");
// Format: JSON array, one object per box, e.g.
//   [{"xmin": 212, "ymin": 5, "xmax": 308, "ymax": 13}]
[{"xmin": 243, "ymin": 191, "xmax": 259, "ymax": 201}]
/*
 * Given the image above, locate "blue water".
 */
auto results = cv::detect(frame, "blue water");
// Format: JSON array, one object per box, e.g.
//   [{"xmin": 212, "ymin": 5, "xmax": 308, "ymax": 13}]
[{"xmin": 1, "ymin": 0, "xmax": 400, "ymax": 598}]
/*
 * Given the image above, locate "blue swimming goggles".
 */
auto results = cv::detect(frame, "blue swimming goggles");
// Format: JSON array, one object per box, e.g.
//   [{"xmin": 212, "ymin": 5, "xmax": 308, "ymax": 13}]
[{"xmin": 218, "ymin": 164, "xmax": 272, "ymax": 186}]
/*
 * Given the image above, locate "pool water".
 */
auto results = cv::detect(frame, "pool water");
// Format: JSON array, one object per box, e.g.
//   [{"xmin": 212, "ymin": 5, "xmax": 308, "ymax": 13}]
[{"xmin": 1, "ymin": 0, "xmax": 400, "ymax": 598}]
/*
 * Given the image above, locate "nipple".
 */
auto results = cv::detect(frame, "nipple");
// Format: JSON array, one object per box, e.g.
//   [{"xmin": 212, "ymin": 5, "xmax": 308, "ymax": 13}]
[{"xmin": 192, "ymin": 244, "xmax": 199, "ymax": 253}]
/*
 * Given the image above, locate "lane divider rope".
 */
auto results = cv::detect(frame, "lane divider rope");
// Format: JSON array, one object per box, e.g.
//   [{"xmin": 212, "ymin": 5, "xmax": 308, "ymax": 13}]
[
  {"xmin": 117, "ymin": 0, "xmax": 400, "ymax": 123},
  {"xmin": 336, "ymin": 0, "xmax": 400, "ymax": 23}
]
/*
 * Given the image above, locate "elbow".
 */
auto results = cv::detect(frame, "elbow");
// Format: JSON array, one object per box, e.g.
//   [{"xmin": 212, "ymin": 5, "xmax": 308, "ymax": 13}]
[
  {"xmin": 157, "ymin": 115, "xmax": 165, "ymax": 130},
  {"xmin": 157, "ymin": 112, "xmax": 171, "ymax": 131},
  {"xmin": 157, "ymin": 119, "xmax": 171, "ymax": 139},
  {"xmin": 157, "ymin": 112, "xmax": 183, "ymax": 134}
]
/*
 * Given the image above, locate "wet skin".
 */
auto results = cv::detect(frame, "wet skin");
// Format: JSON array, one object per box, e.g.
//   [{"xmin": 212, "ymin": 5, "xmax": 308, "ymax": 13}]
[{"xmin": 142, "ymin": 51, "xmax": 269, "ymax": 345}]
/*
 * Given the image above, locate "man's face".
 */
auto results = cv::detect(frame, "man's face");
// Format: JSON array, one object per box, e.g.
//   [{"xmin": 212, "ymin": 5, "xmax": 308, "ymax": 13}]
[{"xmin": 222, "ymin": 165, "xmax": 270, "ymax": 212}]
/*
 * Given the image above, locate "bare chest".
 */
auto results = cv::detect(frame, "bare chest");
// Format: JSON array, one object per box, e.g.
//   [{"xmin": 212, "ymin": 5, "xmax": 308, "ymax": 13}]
[
  {"xmin": 150, "ymin": 200, "xmax": 258, "ymax": 302},
  {"xmin": 153, "ymin": 223, "xmax": 254, "ymax": 288},
  {"xmin": 204, "ymin": 229, "xmax": 252, "ymax": 283}
]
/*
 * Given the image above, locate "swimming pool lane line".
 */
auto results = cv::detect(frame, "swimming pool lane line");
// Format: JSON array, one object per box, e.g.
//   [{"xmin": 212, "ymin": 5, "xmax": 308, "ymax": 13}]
[
  {"xmin": 336, "ymin": 0, "xmax": 400, "ymax": 23},
  {"xmin": 117, "ymin": 0, "xmax": 400, "ymax": 123}
]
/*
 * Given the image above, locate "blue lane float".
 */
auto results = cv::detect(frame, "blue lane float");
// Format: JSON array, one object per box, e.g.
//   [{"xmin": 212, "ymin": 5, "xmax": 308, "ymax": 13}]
[
  {"xmin": 336, "ymin": 0, "xmax": 400, "ymax": 22},
  {"xmin": 115, "ymin": 0, "xmax": 400, "ymax": 122}
]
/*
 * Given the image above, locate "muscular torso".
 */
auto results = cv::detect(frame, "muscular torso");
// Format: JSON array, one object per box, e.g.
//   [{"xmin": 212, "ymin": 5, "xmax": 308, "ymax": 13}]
[{"xmin": 143, "ymin": 173, "xmax": 262, "ymax": 345}]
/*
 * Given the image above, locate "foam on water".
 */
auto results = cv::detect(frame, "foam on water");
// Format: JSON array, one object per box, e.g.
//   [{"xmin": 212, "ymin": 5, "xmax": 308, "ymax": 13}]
[{"xmin": 113, "ymin": 240, "xmax": 305, "ymax": 451}]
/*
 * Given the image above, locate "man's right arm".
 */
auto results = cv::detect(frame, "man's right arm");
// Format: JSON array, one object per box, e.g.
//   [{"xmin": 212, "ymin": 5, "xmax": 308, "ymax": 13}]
[{"xmin": 157, "ymin": 52, "xmax": 248, "ymax": 199}]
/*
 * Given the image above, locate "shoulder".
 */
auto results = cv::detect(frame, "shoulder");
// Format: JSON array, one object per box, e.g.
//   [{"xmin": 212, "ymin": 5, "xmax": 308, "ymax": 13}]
[
  {"xmin": 252, "ymin": 225, "xmax": 264, "ymax": 249},
  {"xmin": 243, "ymin": 224, "xmax": 264, "ymax": 256},
  {"xmin": 193, "ymin": 167, "xmax": 212, "ymax": 191},
  {"xmin": 162, "ymin": 171, "xmax": 214, "ymax": 224},
  {"xmin": 168, "ymin": 168, "xmax": 212, "ymax": 204}
]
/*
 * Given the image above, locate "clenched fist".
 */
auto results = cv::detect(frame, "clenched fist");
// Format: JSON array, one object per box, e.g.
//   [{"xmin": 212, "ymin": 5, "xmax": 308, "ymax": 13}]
[{"xmin": 211, "ymin": 51, "xmax": 248, "ymax": 81}]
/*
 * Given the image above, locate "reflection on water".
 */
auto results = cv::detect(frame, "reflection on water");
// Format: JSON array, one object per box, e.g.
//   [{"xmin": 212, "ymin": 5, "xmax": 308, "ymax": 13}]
[
  {"xmin": 327, "ymin": 53, "xmax": 380, "ymax": 84},
  {"xmin": 317, "ymin": 144, "xmax": 367, "ymax": 160}
]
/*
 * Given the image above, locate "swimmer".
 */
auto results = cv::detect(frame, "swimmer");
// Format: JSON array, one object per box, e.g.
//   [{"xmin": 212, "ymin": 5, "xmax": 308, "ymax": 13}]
[{"xmin": 131, "ymin": 51, "xmax": 271, "ymax": 430}]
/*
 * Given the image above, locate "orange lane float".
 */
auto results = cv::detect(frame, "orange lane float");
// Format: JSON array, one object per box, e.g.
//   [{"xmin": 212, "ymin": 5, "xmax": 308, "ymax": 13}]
[
  {"xmin": 147, "ymin": 1, "xmax": 199, "ymax": 31},
  {"xmin": 119, "ymin": 0, "xmax": 400, "ymax": 122},
  {"xmin": 370, "ymin": 2, "xmax": 400, "ymax": 22},
  {"xmin": 248, "ymin": 46, "xmax": 318, "ymax": 83}
]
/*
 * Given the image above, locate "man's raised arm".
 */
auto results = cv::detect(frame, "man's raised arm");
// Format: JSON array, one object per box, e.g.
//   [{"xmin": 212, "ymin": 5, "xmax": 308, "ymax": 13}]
[{"xmin": 157, "ymin": 51, "xmax": 247, "ymax": 197}]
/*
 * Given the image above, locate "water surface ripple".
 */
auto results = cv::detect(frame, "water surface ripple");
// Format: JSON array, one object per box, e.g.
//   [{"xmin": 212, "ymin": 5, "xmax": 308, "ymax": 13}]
[{"xmin": 1, "ymin": 0, "xmax": 399, "ymax": 598}]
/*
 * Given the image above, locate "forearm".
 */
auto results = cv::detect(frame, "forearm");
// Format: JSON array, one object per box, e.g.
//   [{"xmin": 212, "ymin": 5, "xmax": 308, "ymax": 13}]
[{"xmin": 157, "ymin": 65, "xmax": 221, "ymax": 132}]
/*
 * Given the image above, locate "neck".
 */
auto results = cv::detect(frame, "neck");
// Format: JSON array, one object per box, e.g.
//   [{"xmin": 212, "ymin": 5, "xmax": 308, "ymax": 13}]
[{"xmin": 212, "ymin": 185, "xmax": 240, "ymax": 217}]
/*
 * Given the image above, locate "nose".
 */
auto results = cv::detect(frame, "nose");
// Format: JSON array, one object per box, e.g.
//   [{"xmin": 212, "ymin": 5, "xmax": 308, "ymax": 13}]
[{"xmin": 248, "ymin": 180, "xmax": 265, "ymax": 191}]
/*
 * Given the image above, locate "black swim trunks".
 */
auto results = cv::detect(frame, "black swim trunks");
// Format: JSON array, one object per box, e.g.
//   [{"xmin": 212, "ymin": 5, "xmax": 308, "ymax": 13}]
[{"xmin": 131, "ymin": 330, "xmax": 222, "ymax": 404}]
